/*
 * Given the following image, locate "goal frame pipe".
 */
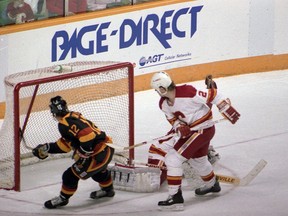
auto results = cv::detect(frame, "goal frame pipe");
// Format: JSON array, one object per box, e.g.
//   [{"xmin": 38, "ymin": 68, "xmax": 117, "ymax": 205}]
[
  {"xmin": 12, "ymin": 62, "xmax": 134, "ymax": 191},
  {"xmin": 21, "ymin": 85, "xmax": 39, "ymax": 136}
]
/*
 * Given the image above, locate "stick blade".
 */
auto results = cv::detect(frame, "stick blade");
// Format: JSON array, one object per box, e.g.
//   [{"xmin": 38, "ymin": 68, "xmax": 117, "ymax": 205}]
[
  {"xmin": 216, "ymin": 174, "xmax": 240, "ymax": 185},
  {"xmin": 239, "ymin": 159, "xmax": 268, "ymax": 186}
]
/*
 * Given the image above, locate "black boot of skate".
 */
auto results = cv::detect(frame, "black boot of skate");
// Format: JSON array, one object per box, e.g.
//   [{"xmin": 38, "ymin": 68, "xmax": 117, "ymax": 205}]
[
  {"xmin": 195, "ymin": 178, "xmax": 221, "ymax": 195},
  {"xmin": 90, "ymin": 185, "xmax": 115, "ymax": 199},
  {"xmin": 158, "ymin": 189, "xmax": 184, "ymax": 211},
  {"xmin": 44, "ymin": 195, "xmax": 69, "ymax": 209}
]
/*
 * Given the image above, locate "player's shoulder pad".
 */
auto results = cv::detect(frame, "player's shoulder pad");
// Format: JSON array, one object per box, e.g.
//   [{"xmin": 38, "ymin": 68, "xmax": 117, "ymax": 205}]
[{"xmin": 175, "ymin": 85, "xmax": 197, "ymax": 98}]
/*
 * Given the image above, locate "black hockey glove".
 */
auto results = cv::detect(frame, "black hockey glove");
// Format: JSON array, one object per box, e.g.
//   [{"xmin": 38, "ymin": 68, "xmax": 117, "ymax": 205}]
[
  {"xmin": 72, "ymin": 146, "xmax": 93, "ymax": 166},
  {"xmin": 76, "ymin": 146, "xmax": 93, "ymax": 159},
  {"xmin": 32, "ymin": 143, "xmax": 50, "ymax": 160}
]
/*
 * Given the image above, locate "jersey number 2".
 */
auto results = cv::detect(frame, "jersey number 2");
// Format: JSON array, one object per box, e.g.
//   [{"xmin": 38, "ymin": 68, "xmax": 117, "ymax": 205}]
[{"xmin": 198, "ymin": 91, "xmax": 207, "ymax": 97}]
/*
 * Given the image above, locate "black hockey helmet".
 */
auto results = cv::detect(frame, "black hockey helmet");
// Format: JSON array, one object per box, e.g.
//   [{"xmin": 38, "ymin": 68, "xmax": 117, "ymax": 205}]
[{"xmin": 49, "ymin": 96, "xmax": 69, "ymax": 117}]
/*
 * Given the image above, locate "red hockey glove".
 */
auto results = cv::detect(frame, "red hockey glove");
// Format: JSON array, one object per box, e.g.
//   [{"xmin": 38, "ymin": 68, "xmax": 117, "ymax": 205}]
[
  {"xmin": 166, "ymin": 127, "xmax": 175, "ymax": 136},
  {"xmin": 176, "ymin": 124, "xmax": 191, "ymax": 139},
  {"xmin": 217, "ymin": 99, "xmax": 240, "ymax": 124}
]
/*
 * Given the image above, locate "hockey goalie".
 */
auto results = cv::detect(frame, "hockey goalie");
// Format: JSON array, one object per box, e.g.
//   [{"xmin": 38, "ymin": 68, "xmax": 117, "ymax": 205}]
[{"xmin": 109, "ymin": 146, "xmax": 219, "ymax": 193}]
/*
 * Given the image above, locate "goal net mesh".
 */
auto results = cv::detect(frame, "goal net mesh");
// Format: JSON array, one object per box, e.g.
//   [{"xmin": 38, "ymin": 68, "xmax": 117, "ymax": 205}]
[{"xmin": 0, "ymin": 61, "xmax": 134, "ymax": 191}]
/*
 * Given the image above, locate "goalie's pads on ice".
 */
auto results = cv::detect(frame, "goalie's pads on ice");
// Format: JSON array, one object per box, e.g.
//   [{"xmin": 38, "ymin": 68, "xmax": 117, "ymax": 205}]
[{"xmin": 108, "ymin": 163, "xmax": 161, "ymax": 193}]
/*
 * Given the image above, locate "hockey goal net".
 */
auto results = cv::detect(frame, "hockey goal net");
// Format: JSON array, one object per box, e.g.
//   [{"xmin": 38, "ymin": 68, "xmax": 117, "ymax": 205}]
[{"xmin": 0, "ymin": 61, "xmax": 134, "ymax": 191}]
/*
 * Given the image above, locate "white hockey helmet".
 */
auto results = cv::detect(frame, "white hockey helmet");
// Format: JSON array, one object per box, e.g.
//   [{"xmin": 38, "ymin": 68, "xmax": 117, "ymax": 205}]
[{"xmin": 150, "ymin": 71, "xmax": 172, "ymax": 96}]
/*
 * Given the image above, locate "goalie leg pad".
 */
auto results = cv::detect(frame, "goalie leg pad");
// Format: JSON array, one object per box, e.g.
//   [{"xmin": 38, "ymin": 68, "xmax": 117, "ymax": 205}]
[
  {"xmin": 108, "ymin": 164, "xmax": 161, "ymax": 192},
  {"xmin": 188, "ymin": 156, "xmax": 213, "ymax": 176},
  {"xmin": 208, "ymin": 145, "xmax": 220, "ymax": 165}
]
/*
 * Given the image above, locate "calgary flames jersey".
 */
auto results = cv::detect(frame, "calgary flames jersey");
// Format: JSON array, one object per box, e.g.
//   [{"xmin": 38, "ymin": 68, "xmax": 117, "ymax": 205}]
[{"xmin": 159, "ymin": 84, "xmax": 223, "ymax": 128}]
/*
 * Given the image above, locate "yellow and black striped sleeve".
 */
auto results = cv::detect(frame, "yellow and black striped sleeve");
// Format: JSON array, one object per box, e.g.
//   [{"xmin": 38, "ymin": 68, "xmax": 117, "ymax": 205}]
[{"xmin": 48, "ymin": 138, "xmax": 72, "ymax": 153}]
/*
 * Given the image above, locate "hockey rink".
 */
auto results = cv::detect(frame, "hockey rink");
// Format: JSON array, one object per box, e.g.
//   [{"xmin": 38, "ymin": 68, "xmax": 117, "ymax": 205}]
[{"xmin": 0, "ymin": 69, "xmax": 287, "ymax": 216}]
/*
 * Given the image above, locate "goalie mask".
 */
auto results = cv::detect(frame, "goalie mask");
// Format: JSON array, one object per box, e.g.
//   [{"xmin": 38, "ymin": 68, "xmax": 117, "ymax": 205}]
[
  {"xmin": 150, "ymin": 71, "xmax": 173, "ymax": 96},
  {"xmin": 49, "ymin": 96, "xmax": 69, "ymax": 117}
]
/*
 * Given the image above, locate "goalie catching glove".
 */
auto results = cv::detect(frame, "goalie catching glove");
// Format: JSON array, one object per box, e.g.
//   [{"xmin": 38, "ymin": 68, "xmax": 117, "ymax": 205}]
[
  {"xmin": 217, "ymin": 99, "xmax": 240, "ymax": 124},
  {"xmin": 32, "ymin": 143, "xmax": 50, "ymax": 159}
]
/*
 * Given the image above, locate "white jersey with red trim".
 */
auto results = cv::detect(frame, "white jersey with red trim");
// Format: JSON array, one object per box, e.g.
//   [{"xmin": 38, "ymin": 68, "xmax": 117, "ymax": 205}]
[{"xmin": 159, "ymin": 84, "xmax": 223, "ymax": 128}]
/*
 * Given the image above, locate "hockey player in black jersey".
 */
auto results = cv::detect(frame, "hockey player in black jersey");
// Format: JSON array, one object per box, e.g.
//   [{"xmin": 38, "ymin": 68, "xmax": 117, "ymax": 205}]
[{"xmin": 32, "ymin": 96, "xmax": 115, "ymax": 209}]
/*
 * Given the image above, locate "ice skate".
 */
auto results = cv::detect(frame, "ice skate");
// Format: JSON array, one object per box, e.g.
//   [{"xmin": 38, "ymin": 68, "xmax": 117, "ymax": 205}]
[
  {"xmin": 195, "ymin": 179, "xmax": 221, "ymax": 195},
  {"xmin": 90, "ymin": 186, "xmax": 115, "ymax": 199},
  {"xmin": 158, "ymin": 189, "xmax": 184, "ymax": 211},
  {"xmin": 44, "ymin": 195, "xmax": 69, "ymax": 209}
]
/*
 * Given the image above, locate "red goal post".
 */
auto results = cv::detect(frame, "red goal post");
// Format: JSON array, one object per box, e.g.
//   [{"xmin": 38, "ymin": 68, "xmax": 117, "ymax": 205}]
[{"xmin": 0, "ymin": 61, "xmax": 134, "ymax": 191}]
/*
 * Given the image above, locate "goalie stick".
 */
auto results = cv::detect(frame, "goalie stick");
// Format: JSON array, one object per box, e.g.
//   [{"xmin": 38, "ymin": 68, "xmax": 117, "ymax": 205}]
[
  {"xmin": 133, "ymin": 159, "xmax": 267, "ymax": 186},
  {"xmin": 107, "ymin": 118, "xmax": 227, "ymax": 151}
]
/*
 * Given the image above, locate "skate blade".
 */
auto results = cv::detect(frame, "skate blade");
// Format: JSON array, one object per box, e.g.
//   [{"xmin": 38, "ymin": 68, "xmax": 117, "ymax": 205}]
[{"xmin": 158, "ymin": 203, "xmax": 184, "ymax": 211}]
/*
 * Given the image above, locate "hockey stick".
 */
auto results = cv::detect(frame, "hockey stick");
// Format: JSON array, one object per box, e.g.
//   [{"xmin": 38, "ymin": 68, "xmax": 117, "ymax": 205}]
[
  {"xmin": 107, "ymin": 134, "xmax": 176, "ymax": 151},
  {"xmin": 19, "ymin": 84, "xmax": 40, "ymax": 151},
  {"xmin": 107, "ymin": 118, "xmax": 227, "ymax": 151},
  {"xmin": 216, "ymin": 159, "xmax": 268, "ymax": 186},
  {"xmin": 133, "ymin": 159, "xmax": 267, "ymax": 186},
  {"xmin": 19, "ymin": 128, "xmax": 33, "ymax": 151}
]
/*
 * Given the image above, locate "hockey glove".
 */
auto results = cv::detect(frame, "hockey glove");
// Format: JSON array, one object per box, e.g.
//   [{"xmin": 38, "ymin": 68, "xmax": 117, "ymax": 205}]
[
  {"xmin": 75, "ymin": 146, "xmax": 93, "ymax": 159},
  {"xmin": 217, "ymin": 99, "xmax": 240, "ymax": 124},
  {"xmin": 73, "ymin": 148, "xmax": 94, "ymax": 170},
  {"xmin": 32, "ymin": 143, "xmax": 50, "ymax": 160},
  {"xmin": 73, "ymin": 146, "xmax": 93, "ymax": 164},
  {"xmin": 166, "ymin": 127, "xmax": 175, "ymax": 136},
  {"xmin": 176, "ymin": 124, "xmax": 191, "ymax": 139},
  {"xmin": 205, "ymin": 75, "xmax": 217, "ymax": 89}
]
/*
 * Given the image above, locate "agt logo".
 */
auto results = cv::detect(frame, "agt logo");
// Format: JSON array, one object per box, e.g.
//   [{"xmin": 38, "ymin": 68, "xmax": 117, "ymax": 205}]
[
  {"xmin": 51, "ymin": 5, "xmax": 203, "ymax": 62},
  {"xmin": 139, "ymin": 54, "xmax": 164, "ymax": 67},
  {"xmin": 138, "ymin": 52, "xmax": 192, "ymax": 68}
]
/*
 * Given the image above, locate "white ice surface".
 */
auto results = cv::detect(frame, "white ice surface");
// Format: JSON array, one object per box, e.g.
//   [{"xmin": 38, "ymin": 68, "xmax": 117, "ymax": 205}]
[{"xmin": 0, "ymin": 70, "xmax": 288, "ymax": 216}]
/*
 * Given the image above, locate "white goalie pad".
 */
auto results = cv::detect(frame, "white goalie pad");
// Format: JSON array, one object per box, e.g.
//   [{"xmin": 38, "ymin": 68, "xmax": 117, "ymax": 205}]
[
  {"xmin": 182, "ymin": 161, "xmax": 204, "ymax": 189},
  {"xmin": 108, "ymin": 163, "xmax": 161, "ymax": 193}
]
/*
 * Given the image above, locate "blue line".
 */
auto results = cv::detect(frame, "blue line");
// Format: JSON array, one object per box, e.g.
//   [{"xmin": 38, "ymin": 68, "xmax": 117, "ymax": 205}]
[{"xmin": 139, "ymin": 58, "xmax": 192, "ymax": 69}]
